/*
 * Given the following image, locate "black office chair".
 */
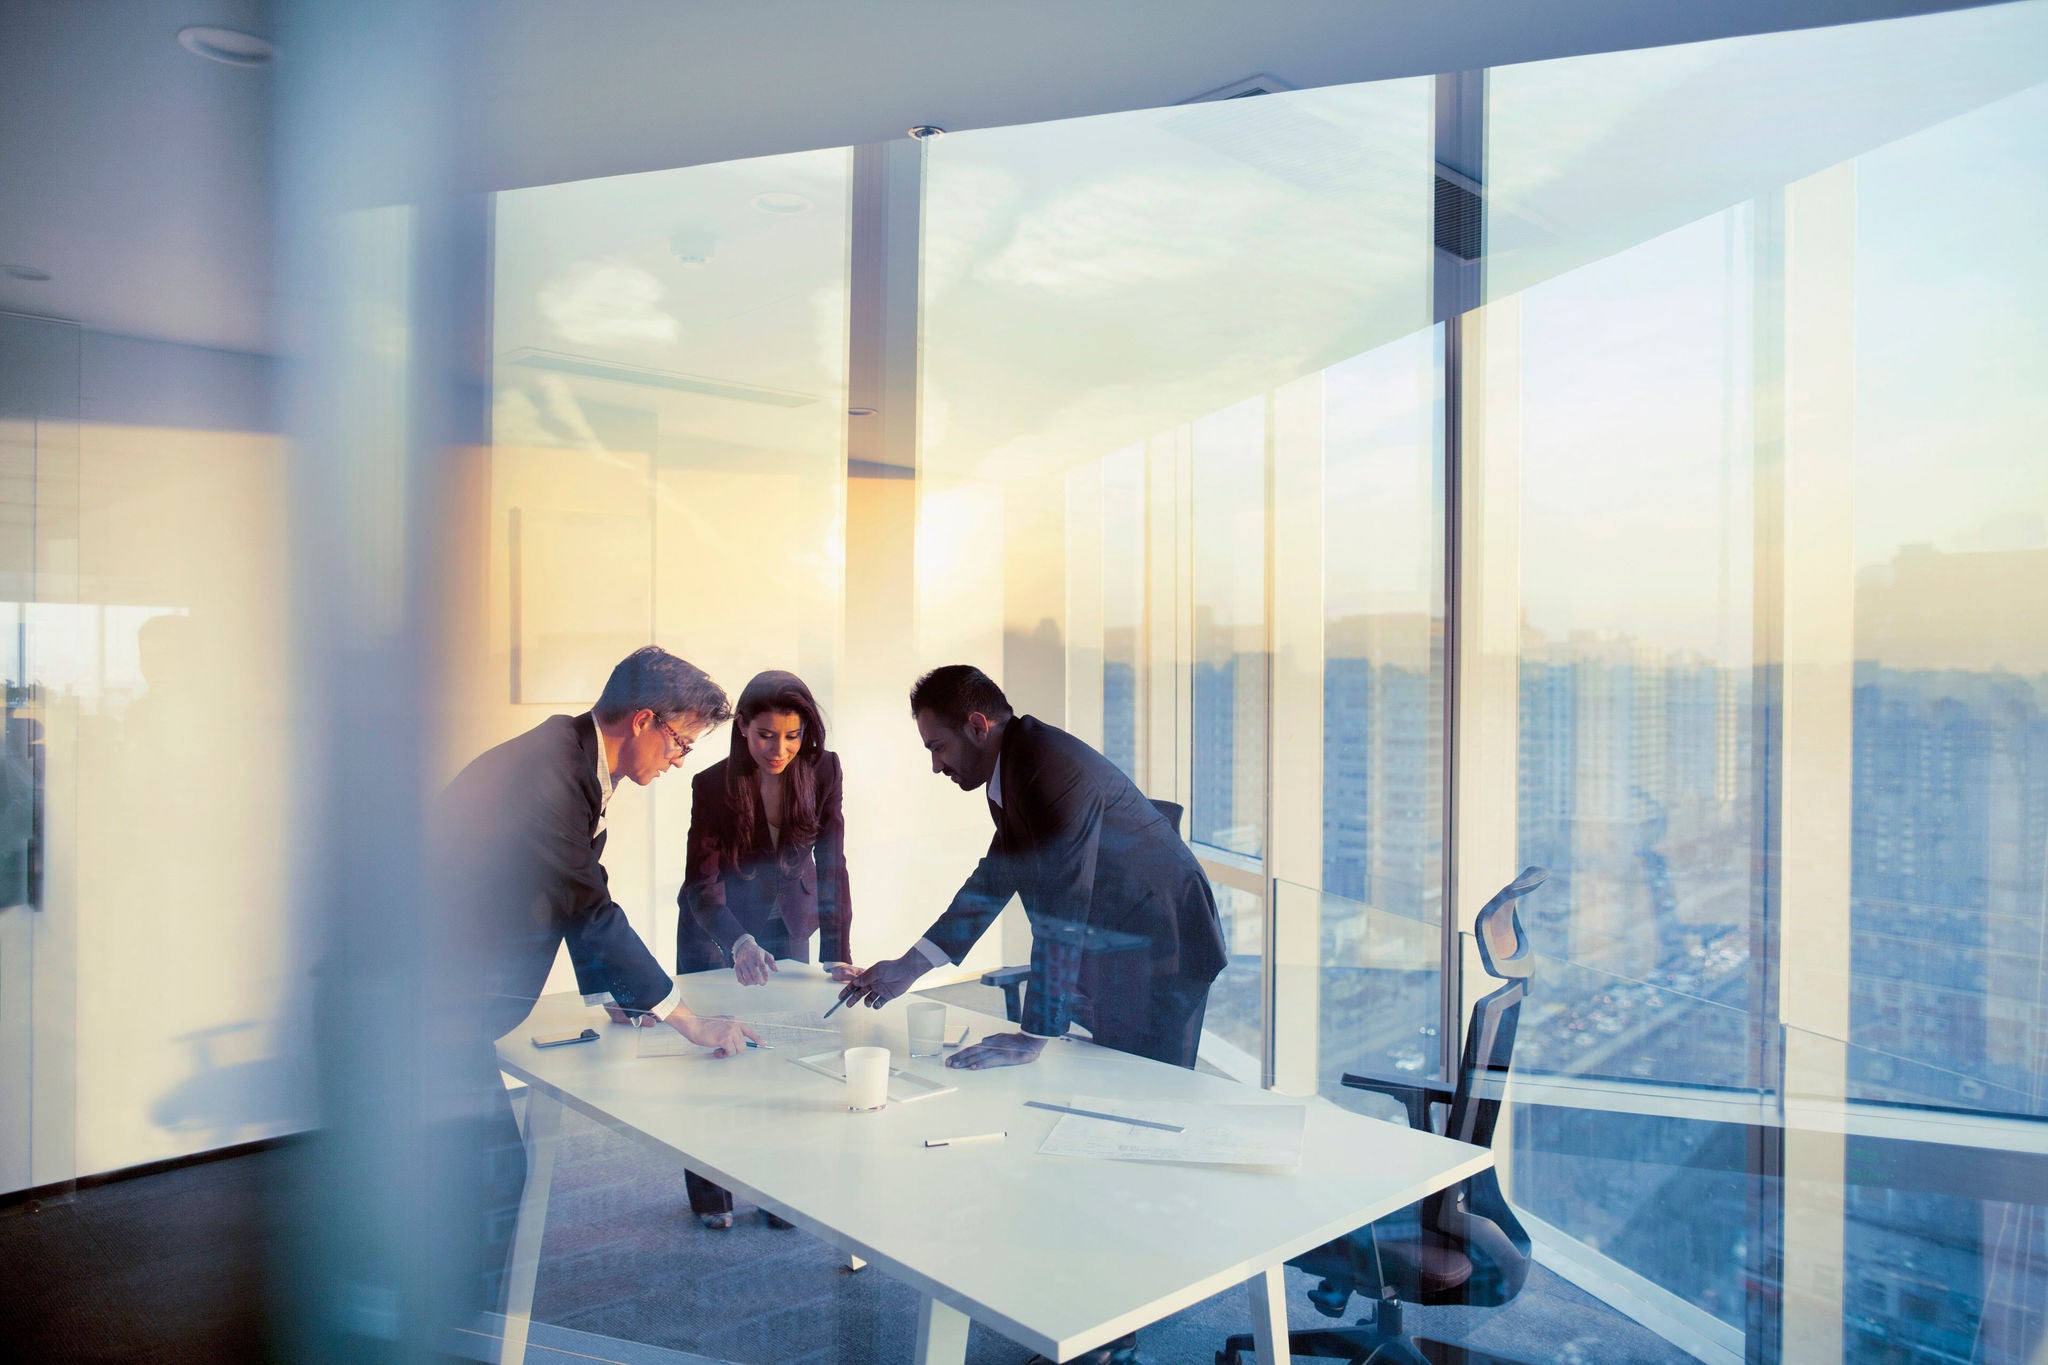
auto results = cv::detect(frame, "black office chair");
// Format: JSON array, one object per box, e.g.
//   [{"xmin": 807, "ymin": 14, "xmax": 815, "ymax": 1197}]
[
  {"xmin": 1220, "ymin": 866, "xmax": 1547, "ymax": 1365},
  {"xmin": 980, "ymin": 797, "xmax": 1185, "ymax": 1022}
]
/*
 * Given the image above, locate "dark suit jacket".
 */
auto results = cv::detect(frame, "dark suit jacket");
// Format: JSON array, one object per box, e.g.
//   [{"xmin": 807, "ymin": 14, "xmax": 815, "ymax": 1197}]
[
  {"xmin": 676, "ymin": 752, "xmax": 852, "ymax": 971},
  {"xmin": 920, "ymin": 715, "xmax": 1226, "ymax": 1049},
  {"xmin": 438, "ymin": 712, "xmax": 675, "ymax": 1042}
]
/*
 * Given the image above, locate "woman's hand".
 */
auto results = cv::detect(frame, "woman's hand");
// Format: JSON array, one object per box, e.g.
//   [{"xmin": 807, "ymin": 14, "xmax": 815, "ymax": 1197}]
[
  {"xmin": 823, "ymin": 962, "xmax": 860, "ymax": 984},
  {"xmin": 732, "ymin": 935, "xmax": 779, "ymax": 986}
]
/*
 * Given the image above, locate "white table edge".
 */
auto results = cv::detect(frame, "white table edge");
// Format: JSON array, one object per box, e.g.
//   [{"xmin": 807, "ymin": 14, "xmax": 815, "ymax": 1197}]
[{"xmin": 495, "ymin": 1001, "xmax": 1496, "ymax": 1363}]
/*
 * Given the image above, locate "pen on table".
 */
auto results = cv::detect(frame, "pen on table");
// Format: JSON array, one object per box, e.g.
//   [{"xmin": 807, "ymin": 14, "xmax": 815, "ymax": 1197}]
[
  {"xmin": 923, "ymin": 1132, "xmax": 1006, "ymax": 1148},
  {"xmin": 745, "ymin": 1039, "xmax": 772, "ymax": 1049},
  {"xmin": 821, "ymin": 993, "xmax": 848, "ymax": 1021}
]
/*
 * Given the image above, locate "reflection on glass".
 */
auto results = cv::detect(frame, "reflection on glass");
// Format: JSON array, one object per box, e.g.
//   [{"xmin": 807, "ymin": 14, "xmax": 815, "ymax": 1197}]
[
  {"xmin": 1192, "ymin": 397, "xmax": 1267, "ymax": 856},
  {"xmin": 1510, "ymin": 948, "xmax": 1757, "ymax": 1329},
  {"xmin": 1846, "ymin": 80, "xmax": 2048, "ymax": 1118},
  {"xmin": 1321, "ymin": 326, "xmax": 1444, "ymax": 922},
  {"xmin": 1509, "ymin": 207, "xmax": 1756, "ymax": 1057},
  {"xmin": 919, "ymin": 79, "xmax": 1433, "ymax": 486},
  {"xmin": 1204, "ymin": 882, "xmax": 1265, "ymax": 1065},
  {"xmin": 1488, "ymin": 5, "xmax": 2048, "ymax": 1355},
  {"xmin": 1842, "ymin": 69, "xmax": 2048, "ymax": 1365},
  {"xmin": 493, "ymin": 147, "xmax": 852, "ymax": 918},
  {"xmin": 1285, "ymin": 880, "xmax": 1441, "ymax": 1108},
  {"xmin": 1101, "ymin": 446, "xmax": 1145, "ymax": 782}
]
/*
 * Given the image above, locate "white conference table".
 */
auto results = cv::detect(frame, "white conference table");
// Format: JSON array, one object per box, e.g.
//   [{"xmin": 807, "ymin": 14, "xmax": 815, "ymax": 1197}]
[{"xmin": 494, "ymin": 966, "xmax": 1491, "ymax": 1365}]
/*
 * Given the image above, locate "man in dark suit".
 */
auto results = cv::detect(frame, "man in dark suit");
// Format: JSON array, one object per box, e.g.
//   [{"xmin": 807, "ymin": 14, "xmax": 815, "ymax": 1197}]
[
  {"xmin": 842, "ymin": 665, "xmax": 1226, "ymax": 1071},
  {"xmin": 842, "ymin": 666, "xmax": 1225, "ymax": 1364},
  {"xmin": 437, "ymin": 645, "xmax": 756, "ymax": 1306}
]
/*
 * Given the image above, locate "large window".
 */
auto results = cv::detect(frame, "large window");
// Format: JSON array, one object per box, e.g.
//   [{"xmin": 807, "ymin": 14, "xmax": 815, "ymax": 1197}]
[
  {"xmin": 1190, "ymin": 395, "xmax": 1268, "ymax": 857},
  {"xmin": 1837, "ymin": 70, "xmax": 2048, "ymax": 1365},
  {"xmin": 1317, "ymin": 326, "xmax": 1447, "ymax": 1086}
]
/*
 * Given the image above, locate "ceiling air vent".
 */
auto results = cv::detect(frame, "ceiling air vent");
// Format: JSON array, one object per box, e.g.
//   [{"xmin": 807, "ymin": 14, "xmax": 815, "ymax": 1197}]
[{"xmin": 1434, "ymin": 173, "xmax": 1483, "ymax": 262}]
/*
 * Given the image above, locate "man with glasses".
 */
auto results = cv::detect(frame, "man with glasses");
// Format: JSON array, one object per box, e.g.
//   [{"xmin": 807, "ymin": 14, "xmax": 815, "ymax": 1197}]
[{"xmin": 437, "ymin": 645, "xmax": 756, "ymax": 1308}]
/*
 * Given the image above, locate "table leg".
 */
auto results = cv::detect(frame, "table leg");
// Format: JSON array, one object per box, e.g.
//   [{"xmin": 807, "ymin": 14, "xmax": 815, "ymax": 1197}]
[
  {"xmin": 498, "ymin": 1088, "xmax": 563, "ymax": 1365},
  {"xmin": 912, "ymin": 1294, "xmax": 970, "ymax": 1365},
  {"xmin": 1246, "ymin": 1264, "xmax": 1290, "ymax": 1365}
]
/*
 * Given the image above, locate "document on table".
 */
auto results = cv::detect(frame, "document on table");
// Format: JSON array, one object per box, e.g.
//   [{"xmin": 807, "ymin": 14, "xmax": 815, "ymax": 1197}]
[
  {"xmin": 1035, "ymin": 1094, "xmax": 1308, "ymax": 1167},
  {"xmin": 634, "ymin": 1011, "xmax": 841, "ymax": 1058}
]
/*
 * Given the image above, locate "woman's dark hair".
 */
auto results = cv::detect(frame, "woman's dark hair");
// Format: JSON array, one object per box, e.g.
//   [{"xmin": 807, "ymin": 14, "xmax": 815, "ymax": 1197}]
[{"xmin": 723, "ymin": 670, "xmax": 827, "ymax": 876}]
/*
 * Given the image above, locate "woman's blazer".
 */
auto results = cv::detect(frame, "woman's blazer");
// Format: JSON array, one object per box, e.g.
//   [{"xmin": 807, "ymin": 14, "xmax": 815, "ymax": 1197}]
[{"xmin": 676, "ymin": 751, "xmax": 850, "ymax": 972}]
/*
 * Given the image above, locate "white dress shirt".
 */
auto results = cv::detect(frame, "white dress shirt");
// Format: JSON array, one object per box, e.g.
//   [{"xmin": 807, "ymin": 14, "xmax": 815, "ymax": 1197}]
[{"xmin": 581, "ymin": 719, "xmax": 682, "ymax": 1020}]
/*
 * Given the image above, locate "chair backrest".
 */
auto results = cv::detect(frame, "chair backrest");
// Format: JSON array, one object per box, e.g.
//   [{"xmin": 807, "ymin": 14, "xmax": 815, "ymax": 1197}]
[
  {"xmin": 1447, "ymin": 865, "xmax": 1543, "ymax": 1150},
  {"xmin": 1432, "ymin": 865, "xmax": 1545, "ymax": 1305}
]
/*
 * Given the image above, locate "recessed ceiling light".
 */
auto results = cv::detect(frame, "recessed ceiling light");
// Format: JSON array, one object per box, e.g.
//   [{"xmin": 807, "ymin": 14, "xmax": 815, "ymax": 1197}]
[
  {"xmin": 750, "ymin": 192, "xmax": 812, "ymax": 216},
  {"xmin": 847, "ymin": 407, "xmax": 877, "ymax": 417},
  {"xmin": 0, "ymin": 265, "xmax": 50, "ymax": 282},
  {"xmin": 908, "ymin": 125, "xmax": 946, "ymax": 141},
  {"xmin": 176, "ymin": 26, "xmax": 277, "ymax": 67}
]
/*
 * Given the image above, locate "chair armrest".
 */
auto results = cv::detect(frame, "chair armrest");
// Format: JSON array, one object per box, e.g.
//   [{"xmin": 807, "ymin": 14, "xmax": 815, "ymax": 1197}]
[
  {"xmin": 979, "ymin": 966, "xmax": 1029, "ymax": 1023},
  {"xmin": 1343, "ymin": 1070, "xmax": 1455, "ymax": 1132}
]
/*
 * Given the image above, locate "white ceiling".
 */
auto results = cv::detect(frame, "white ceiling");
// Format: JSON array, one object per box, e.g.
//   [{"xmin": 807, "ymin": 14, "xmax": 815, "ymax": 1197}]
[{"xmin": 0, "ymin": 0, "xmax": 1998, "ymax": 355}]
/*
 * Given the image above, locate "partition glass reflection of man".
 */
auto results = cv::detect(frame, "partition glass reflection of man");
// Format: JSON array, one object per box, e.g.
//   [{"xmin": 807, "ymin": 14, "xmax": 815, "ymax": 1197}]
[
  {"xmin": 436, "ymin": 646, "xmax": 757, "ymax": 1306},
  {"xmin": 845, "ymin": 666, "xmax": 1227, "ymax": 1071}
]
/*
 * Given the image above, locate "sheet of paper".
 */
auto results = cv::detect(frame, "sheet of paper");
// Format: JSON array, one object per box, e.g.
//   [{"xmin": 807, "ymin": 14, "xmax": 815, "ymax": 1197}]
[
  {"xmin": 728, "ymin": 1010, "xmax": 845, "ymax": 1050},
  {"xmin": 633, "ymin": 1027, "xmax": 699, "ymax": 1058},
  {"xmin": 1035, "ymin": 1094, "xmax": 1307, "ymax": 1167},
  {"xmin": 632, "ymin": 1010, "xmax": 841, "ymax": 1058}
]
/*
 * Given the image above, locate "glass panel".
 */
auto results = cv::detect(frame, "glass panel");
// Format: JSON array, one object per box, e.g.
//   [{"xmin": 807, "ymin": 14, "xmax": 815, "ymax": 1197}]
[
  {"xmin": 0, "ymin": 313, "xmax": 78, "ymax": 1203},
  {"xmin": 1191, "ymin": 395, "xmax": 1267, "ymax": 856},
  {"xmin": 1321, "ymin": 324, "xmax": 1445, "ymax": 927},
  {"xmin": 1275, "ymin": 878, "xmax": 1441, "ymax": 1109},
  {"xmin": 1203, "ymin": 881, "xmax": 1265, "ymax": 1067},
  {"xmin": 1782, "ymin": 1026, "xmax": 2048, "ymax": 1364},
  {"xmin": 1506, "ymin": 205, "xmax": 1758, "ymax": 1073},
  {"xmin": 1838, "ymin": 53, "xmax": 2048, "ymax": 1365},
  {"xmin": 1845, "ymin": 72, "xmax": 2048, "ymax": 1120},
  {"xmin": 492, "ymin": 147, "xmax": 853, "ymax": 948},
  {"xmin": 1509, "ymin": 948, "xmax": 1758, "ymax": 1329},
  {"xmin": 920, "ymin": 79, "xmax": 1434, "ymax": 484},
  {"xmin": 1101, "ymin": 445, "xmax": 1145, "ymax": 783}
]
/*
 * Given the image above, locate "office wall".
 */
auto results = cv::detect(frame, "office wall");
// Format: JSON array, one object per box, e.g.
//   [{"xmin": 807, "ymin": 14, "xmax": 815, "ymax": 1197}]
[{"xmin": 64, "ymin": 331, "xmax": 309, "ymax": 1179}]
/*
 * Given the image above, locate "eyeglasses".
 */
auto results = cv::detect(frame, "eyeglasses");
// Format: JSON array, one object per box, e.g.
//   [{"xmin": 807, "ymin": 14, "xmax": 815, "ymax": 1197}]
[{"xmin": 657, "ymin": 717, "xmax": 695, "ymax": 758}]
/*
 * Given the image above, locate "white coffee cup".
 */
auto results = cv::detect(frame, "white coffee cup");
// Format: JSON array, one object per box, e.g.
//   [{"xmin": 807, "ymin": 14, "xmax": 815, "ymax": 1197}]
[{"xmin": 845, "ymin": 1045, "xmax": 890, "ymax": 1111}]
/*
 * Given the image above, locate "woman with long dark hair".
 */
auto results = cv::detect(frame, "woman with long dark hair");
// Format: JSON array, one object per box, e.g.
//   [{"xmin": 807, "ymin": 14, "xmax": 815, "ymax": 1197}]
[{"xmin": 676, "ymin": 669, "xmax": 853, "ymax": 1228}]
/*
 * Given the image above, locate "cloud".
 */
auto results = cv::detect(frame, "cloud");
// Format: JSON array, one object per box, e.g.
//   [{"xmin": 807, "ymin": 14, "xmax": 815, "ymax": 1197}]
[
  {"xmin": 973, "ymin": 170, "xmax": 1268, "ymax": 299},
  {"xmin": 538, "ymin": 259, "xmax": 679, "ymax": 347}
]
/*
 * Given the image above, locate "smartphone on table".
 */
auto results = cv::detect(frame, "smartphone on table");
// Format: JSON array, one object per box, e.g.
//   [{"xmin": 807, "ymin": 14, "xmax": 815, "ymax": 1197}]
[{"xmin": 531, "ymin": 1027, "xmax": 600, "ymax": 1049}]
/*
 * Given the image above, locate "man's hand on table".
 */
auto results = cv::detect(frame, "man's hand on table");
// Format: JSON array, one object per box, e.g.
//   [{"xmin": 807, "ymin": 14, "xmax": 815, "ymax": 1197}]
[
  {"xmin": 838, "ymin": 951, "xmax": 929, "ymax": 1009},
  {"xmin": 945, "ymin": 1032, "xmax": 1047, "ymax": 1070},
  {"xmin": 822, "ymin": 962, "xmax": 860, "ymax": 984},
  {"xmin": 665, "ymin": 1006, "xmax": 760, "ymax": 1057},
  {"xmin": 598, "ymin": 1001, "xmax": 756, "ymax": 1056},
  {"xmin": 732, "ymin": 934, "xmax": 779, "ymax": 986}
]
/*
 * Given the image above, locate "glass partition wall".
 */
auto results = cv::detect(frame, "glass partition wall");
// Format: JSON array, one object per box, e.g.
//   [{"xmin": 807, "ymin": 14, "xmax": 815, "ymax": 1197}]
[
  {"xmin": 909, "ymin": 3, "xmax": 2048, "ymax": 1360},
  {"xmin": 454, "ymin": 3, "xmax": 2048, "ymax": 1360}
]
